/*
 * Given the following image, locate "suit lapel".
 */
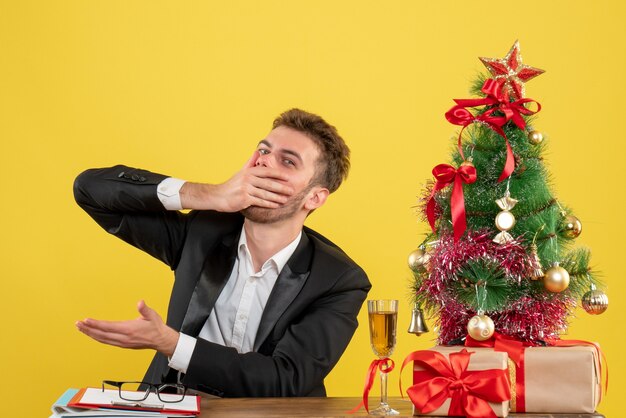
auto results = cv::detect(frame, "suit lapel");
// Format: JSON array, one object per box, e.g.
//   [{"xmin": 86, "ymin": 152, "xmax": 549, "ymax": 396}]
[
  {"xmin": 253, "ymin": 232, "xmax": 313, "ymax": 351},
  {"xmin": 180, "ymin": 231, "xmax": 239, "ymax": 337}
]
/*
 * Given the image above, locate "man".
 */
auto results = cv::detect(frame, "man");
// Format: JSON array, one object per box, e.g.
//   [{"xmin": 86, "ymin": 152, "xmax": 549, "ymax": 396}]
[{"xmin": 74, "ymin": 108, "xmax": 371, "ymax": 398}]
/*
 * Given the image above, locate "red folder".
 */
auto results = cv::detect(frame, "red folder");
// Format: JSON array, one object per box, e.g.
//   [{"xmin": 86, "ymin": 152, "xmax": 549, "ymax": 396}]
[{"xmin": 68, "ymin": 387, "xmax": 201, "ymax": 415}]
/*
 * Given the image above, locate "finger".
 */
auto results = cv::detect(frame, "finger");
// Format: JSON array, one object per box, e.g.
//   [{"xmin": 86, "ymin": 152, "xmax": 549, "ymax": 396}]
[
  {"xmin": 137, "ymin": 300, "xmax": 159, "ymax": 322},
  {"xmin": 76, "ymin": 320, "xmax": 122, "ymax": 342},
  {"xmin": 248, "ymin": 188, "xmax": 293, "ymax": 206},
  {"xmin": 247, "ymin": 197, "xmax": 282, "ymax": 209},
  {"xmin": 243, "ymin": 151, "xmax": 260, "ymax": 169},
  {"xmin": 77, "ymin": 323, "xmax": 131, "ymax": 347},
  {"xmin": 137, "ymin": 300, "xmax": 150, "ymax": 317},
  {"xmin": 248, "ymin": 177, "xmax": 295, "ymax": 197},
  {"xmin": 248, "ymin": 166, "xmax": 292, "ymax": 182},
  {"xmin": 79, "ymin": 318, "xmax": 132, "ymax": 334}
]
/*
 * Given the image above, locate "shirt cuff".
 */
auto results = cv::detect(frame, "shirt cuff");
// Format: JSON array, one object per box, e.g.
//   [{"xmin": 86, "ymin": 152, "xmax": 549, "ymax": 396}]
[
  {"xmin": 167, "ymin": 333, "xmax": 197, "ymax": 374},
  {"xmin": 157, "ymin": 177, "xmax": 186, "ymax": 210}
]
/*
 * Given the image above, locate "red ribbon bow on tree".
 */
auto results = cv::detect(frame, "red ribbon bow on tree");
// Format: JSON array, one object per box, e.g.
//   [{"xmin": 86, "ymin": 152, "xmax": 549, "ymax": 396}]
[
  {"xmin": 445, "ymin": 78, "xmax": 541, "ymax": 182},
  {"xmin": 426, "ymin": 162, "xmax": 477, "ymax": 242},
  {"xmin": 400, "ymin": 349, "xmax": 510, "ymax": 418}
]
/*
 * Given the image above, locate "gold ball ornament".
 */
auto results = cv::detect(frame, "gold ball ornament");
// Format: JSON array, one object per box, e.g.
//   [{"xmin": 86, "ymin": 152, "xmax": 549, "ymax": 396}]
[
  {"xmin": 408, "ymin": 248, "xmax": 430, "ymax": 272},
  {"xmin": 582, "ymin": 286, "xmax": 609, "ymax": 315},
  {"xmin": 467, "ymin": 314, "xmax": 495, "ymax": 341},
  {"xmin": 528, "ymin": 130, "xmax": 544, "ymax": 145},
  {"xmin": 562, "ymin": 215, "xmax": 582, "ymax": 239},
  {"xmin": 544, "ymin": 264, "xmax": 570, "ymax": 293},
  {"xmin": 460, "ymin": 160, "xmax": 475, "ymax": 169}
]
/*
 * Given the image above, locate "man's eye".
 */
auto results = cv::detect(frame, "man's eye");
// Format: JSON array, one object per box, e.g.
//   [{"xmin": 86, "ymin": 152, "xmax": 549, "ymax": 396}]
[
  {"xmin": 283, "ymin": 159, "xmax": 295, "ymax": 166},
  {"xmin": 258, "ymin": 149, "xmax": 269, "ymax": 155}
]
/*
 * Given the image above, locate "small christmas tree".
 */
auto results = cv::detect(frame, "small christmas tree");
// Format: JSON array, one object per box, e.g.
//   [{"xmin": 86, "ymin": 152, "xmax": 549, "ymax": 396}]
[{"xmin": 410, "ymin": 41, "xmax": 609, "ymax": 345}]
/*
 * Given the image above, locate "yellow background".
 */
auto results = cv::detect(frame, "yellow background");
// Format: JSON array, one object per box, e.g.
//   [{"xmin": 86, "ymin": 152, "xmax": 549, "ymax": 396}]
[{"xmin": 1, "ymin": 1, "xmax": 623, "ymax": 416}]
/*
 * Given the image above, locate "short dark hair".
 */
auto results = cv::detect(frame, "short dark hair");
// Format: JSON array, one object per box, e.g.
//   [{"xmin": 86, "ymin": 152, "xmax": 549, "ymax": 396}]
[{"xmin": 272, "ymin": 108, "xmax": 350, "ymax": 193}]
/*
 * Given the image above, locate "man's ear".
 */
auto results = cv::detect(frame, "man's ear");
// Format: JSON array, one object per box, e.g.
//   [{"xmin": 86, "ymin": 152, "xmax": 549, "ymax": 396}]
[{"xmin": 304, "ymin": 186, "xmax": 329, "ymax": 211}]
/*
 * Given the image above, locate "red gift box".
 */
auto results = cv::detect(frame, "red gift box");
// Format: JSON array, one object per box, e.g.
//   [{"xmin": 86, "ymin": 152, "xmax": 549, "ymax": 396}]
[{"xmin": 401, "ymin": 346, "xmax": 510, "ymax": 418}]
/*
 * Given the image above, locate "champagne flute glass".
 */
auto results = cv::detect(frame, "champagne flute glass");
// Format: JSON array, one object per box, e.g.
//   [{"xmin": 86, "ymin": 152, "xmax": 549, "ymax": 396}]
[{"xmin": 367, "ymin": 299, "xmax": 399, "ymax": 415}]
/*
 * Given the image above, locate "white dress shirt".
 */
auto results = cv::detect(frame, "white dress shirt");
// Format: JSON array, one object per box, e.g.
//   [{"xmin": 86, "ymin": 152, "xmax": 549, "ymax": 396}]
[{"xmin": 157, "ymin": 177, "xmax": 302, "ymax": 374}]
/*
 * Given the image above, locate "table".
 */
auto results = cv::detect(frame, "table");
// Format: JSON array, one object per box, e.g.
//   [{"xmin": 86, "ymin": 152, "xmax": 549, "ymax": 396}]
[{"xmin": 198, "ymin": 397, "xmax": 605, "ymax": 417}]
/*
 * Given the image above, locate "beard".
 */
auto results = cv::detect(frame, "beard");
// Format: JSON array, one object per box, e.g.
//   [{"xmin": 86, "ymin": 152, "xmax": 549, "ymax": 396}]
[{"xmin": 240, "ymin": 185, "xmax": 312, "ymax": 224}]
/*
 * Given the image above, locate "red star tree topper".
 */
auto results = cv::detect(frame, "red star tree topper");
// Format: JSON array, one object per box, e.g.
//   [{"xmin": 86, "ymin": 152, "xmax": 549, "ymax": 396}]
[{"xmin": 479, "ymin": 40, "xmax": 545, "ymax": 99}]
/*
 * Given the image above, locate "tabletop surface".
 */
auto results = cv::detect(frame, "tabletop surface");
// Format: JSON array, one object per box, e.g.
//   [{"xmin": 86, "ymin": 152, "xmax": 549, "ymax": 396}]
[{"xmin": 197, "ymin": 396, "xmax": 605, "ymax": 418}]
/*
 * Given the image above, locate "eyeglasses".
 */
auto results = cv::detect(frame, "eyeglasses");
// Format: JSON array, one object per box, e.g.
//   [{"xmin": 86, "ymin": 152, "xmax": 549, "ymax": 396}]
[{"xmin": 102, "ymin": 380, "xmax": 188, "ymax": 403}]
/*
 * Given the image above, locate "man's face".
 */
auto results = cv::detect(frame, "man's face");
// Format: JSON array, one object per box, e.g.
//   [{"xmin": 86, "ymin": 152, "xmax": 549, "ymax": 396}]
[{"xmin": 241, "ymin": 126, "xmax": 323, "ymax": 224}]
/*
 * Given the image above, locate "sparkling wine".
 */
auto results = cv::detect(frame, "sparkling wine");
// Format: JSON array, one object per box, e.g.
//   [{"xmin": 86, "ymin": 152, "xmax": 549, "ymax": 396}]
[{"xmin": 368, "ymin": 311, "xmax": 397, "ymax": 358}]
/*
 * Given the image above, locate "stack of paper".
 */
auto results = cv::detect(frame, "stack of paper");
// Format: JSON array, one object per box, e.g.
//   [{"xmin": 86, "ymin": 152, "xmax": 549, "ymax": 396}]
[{"xmin": 50, "ymin": 388, "xmax": 200, "ymax": 418}]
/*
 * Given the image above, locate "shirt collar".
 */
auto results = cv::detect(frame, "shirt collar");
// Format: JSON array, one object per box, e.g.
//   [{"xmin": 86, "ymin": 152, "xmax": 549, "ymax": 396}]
[{"xmin": 238, "ymin": 227, "xmax": 303, "ymax": 275}]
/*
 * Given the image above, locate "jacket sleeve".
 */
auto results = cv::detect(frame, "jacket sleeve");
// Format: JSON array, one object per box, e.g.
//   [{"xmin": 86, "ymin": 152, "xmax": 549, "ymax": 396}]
[
  {"xmin": 182, "ymin": 265, "xmax": 370, "ymax": 397},
  {"xmin": 73, "ymin": 165, "xmax": 191, "ymax": 269}
]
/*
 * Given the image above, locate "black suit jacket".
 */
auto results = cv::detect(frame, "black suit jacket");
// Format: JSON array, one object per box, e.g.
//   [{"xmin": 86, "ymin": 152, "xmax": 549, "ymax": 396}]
[{"xmin": 73, "ymin": 165, "xmax": 371, "ymax": 397}]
